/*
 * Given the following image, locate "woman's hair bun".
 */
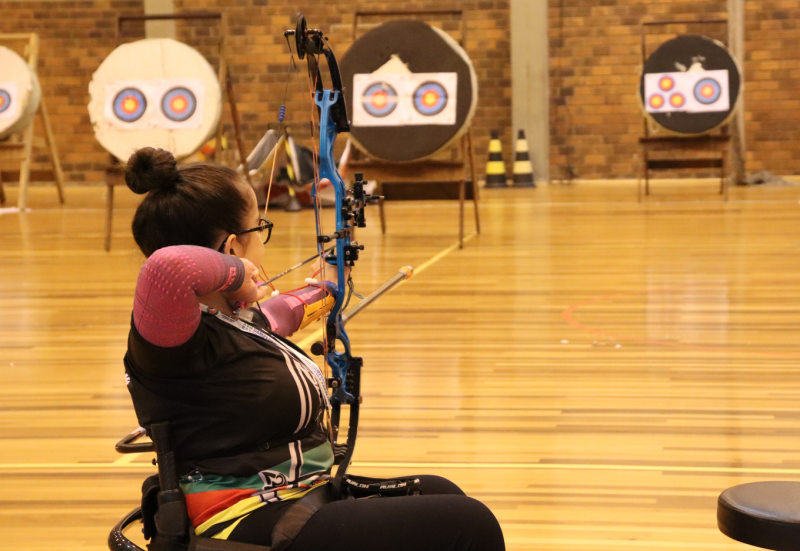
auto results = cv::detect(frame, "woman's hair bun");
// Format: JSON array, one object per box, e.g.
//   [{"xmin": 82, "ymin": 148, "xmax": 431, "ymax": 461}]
[{"xmin": 125, "ymin": 147, "xmax": 181, "ymax": 194}]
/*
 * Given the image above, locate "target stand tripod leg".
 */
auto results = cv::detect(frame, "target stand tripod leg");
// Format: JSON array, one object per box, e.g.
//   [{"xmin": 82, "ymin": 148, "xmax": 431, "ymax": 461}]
[
  {"xmin": 467, "ymin": 129, "xmax": 480, "ymax": 234},
  {"xmin": 0, "ymin": 171, "xmax": 5, "ymax": 205},
  {"xmin": 104, "ymin": 158, "xmax": 122, "ymax": 252},
  {"xmin": 458, "ymin": 179, "xmax": 465, "ymax": 249},
  {"xmin": 721, "ymin": 149, "xmax": 728, "ymax": 201},
  {"xmin": 17, "ymin": 124, "xmax": 34, "ymax": 210},
  {"xmin": 39, "ymin": 96, "xmax": 65, "ymax": 204},
  {"xmin": 377, "ymin": 181, "xmax": 386, "ymax": 234}
]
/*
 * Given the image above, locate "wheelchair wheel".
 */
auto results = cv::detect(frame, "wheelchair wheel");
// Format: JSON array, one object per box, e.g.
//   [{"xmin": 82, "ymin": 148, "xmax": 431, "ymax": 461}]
[{"xmin": 108, "ymin": 507, "xmax": 145, "ymax": 551}]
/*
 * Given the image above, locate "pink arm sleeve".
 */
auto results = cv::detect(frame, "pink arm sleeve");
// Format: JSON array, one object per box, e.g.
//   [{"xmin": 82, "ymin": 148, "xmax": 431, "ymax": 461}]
[
  {"xmin": 256, "ymin": 285, "xmax": 333, "ymax": 338},
  {"xmin": 133, "ymin": 245, "xmax": 244, "ymax": 348}
]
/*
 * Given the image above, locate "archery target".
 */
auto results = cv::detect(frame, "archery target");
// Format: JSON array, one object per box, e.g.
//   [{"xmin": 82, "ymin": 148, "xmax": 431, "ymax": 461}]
[
  {"xmin": 407, "ymin": 73, "xmax": 456, "ymax": 124},
  {"xmin": 89, "ymin": 38, "xmax": 221, "ymax": 161},
  {"xmin": 113, "ymin": 87, "xmax": 147, "ymax": 122},
  {"xmin": 0, "ymin": 47, "xmax": 41, "ymax": 140},
  {"xmin": 352, "ymin": 72, "xmax": 457, "ymax": 127},
  {"xmin": 413, "ymin": 81, "xmax": 447, "ymax": 115},
  {"xmin": 694, "ymin": 78, "xmax": 722, "ymax": 104},
  {"xmin": 362, "ymin": 82, "xmax": 398, "ymax": 117},
  {"xmin": 639, "ymin": 35, "xmax": 741, "ymax": 135},
  {"xmin": 644, "ymin": 70, "xmax": 729, "ymax": 114},
  {"xmin": 161, "ymin": 86, "xmax": 197, "ymax": 123},
  {"xmin": 648, "ymin": 94, "xmax": 664, "ymax": 110},
  {"xmin": 341, "ymin": 20, "xmax": 478, "ymax": 162}
]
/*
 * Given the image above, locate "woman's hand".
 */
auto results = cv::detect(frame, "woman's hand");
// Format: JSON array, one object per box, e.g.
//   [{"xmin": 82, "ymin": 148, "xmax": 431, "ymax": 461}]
[{"xmin": 222, "ymin": 258, "xmax": 269, "ymax": 308}]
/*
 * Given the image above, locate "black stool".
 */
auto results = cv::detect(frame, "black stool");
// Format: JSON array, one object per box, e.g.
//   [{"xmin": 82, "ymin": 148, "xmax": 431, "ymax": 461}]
[{"xmin": 718, "ymin": 481, "xmax": 800, "ymax": 551}]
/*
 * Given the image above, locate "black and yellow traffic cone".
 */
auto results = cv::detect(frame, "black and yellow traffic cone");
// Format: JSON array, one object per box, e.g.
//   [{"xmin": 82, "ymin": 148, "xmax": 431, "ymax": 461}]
[
  {"xmin": 512, "ymin": 130, "xmax": 535, "ymax": 188},
  {"xmin": 484, "ymin": 130, "xmax": 507, "ymax": 188}
]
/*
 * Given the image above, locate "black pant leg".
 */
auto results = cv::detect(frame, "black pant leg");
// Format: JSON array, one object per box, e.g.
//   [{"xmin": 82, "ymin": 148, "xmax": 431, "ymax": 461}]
[
  {"xmin": 410, "ymin": 474, "xmax": 466, "ymax": 496},
  {"xmin": 286, "ymin": 494, "xmax": 504, "ymax": 551},
  {"xmin": 229, "ymin": 475, "xmax": 502, "ymax": 551}
]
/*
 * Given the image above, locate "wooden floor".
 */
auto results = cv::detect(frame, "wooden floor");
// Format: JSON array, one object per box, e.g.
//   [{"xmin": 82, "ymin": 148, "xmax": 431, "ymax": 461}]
[{"xmin": 2, "ymin": 179, "xmax": 800, "ymax": 550}]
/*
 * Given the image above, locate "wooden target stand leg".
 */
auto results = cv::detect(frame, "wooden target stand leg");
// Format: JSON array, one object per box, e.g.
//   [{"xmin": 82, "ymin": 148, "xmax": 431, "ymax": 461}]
[
  {"xmin": 104, "ymin": 156, "xmax": 123, "ymax": 252},
  {"xmin": 0, "ymin": 33, "xmax": 65, "ymax": 209}
]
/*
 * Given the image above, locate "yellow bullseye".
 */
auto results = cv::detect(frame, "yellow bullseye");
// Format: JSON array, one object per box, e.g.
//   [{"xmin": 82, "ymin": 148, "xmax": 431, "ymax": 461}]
[
  {"xmin": 701, "ymin": 84, "xmax": 714, "ymax": 98},
  {"xmin": 171, "ymin": 97, "xmax": 187, "ymax": 112},
  {"xmin": 371, "ymin": 91, "xmax": 388, "ymax": 109},
  {"xmin": 649, "ymin": 95, "xmax": 664, "ymax": 109},
  {"xmin": 423, "ymin": 91, "xmax": 438, "ymax": 107},
  {"xmin": 122, "ymin": 97, "xmax": 138, "ymax": 113}
]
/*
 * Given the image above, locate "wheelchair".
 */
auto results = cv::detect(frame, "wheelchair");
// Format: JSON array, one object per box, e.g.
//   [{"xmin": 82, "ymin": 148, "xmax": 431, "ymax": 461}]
[
  {"xmin": 109, "ymin": 422, "xmax": 330, "ymax": 551},
  {"xmin": 718, "ymin": 481, "xmax": 800, "ymax": 551}
]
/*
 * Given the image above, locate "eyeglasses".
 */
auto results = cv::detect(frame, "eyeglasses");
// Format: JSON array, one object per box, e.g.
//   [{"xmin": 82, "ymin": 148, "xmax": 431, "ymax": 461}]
[
  {"xmin": 217, "ymin": 218, "xmax": 273, "ymax": 252},
  {"xmin": 236, "ymin": 218, "xmax": 274, "ymax": 245}
]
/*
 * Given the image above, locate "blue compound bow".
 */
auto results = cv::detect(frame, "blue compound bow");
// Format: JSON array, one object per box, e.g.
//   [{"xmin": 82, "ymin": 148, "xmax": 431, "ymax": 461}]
[{"xmin": 278, "ymin": 14, "xmax": 404, "ymax": 483}]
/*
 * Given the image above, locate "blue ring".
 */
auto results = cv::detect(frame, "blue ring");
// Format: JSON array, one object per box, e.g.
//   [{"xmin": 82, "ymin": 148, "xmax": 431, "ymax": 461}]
[
  {"xmin": 113, "ymin": 88, "xmax": 147, "ymax": 123},
  {"xmin": 413, "ymin": 82, "xmax": 448, "ymax": 116},
  {"xmin": 161, "ymin": 87, "xmax": 197, "ymax": 122},
  {"xmin": 0, "ymin": 90, "xmax": 11, "ymax": 114},
  {"xmin": 362, "ymin": 83, "xmax": 398, "ymax": 118},
  {"xmin": 693, "ymin": 78, "xmax": 722, "ymax": 105}
]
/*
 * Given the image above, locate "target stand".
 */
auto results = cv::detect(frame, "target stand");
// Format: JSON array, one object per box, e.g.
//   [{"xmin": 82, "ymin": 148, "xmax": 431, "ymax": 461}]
[
  {"xmin": 0, "ymin": 33, "xmax": 65, "ymax": 209},
  {"xmin": 97, "ymin": 12, "xmax": 249, "ymax": 251},
  {"xmin": 638, "ymin": 19, "xmax": 739, "ymax": 202},
  {"xmin": 343, "ymin": 11, "xmax": 480, "ymax": 249}
]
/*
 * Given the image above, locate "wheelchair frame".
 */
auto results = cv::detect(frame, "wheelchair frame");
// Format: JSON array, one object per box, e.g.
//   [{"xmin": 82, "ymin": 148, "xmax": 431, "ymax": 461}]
[{"xmin": 110, "ymin": 423, "xmax": 272, "ymax": 551}]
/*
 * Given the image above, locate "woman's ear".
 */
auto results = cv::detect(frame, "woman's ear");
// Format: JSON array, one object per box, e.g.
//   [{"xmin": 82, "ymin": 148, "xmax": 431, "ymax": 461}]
[{"xmin": 223, "ymin": 233, "xmax": 239, "ymax": 256}]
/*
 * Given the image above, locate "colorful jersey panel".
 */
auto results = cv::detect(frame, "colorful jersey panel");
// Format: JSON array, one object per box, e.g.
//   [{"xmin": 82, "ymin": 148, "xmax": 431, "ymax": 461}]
[{"xmin": 182, "ymin": 441, "xmax": 335, "ymax": 534}]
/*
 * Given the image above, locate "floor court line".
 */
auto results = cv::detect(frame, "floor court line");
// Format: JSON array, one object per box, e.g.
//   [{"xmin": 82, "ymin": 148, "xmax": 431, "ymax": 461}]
[{"xmin": 1, "ymin": 460, "xmax": 799, "ymax": 476}]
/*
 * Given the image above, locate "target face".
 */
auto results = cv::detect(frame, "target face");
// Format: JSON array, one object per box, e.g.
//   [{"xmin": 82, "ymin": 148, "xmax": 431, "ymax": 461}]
[
  {"xmin": 694, "ymin": 78, "xmax": 721, "ymax": 104},
  {"xmin": 648, "ymin": 95, "xmax": 664, "ymax": 109},
  {"xmin": 413, "ymin": 82, "xmax": 448, "ymax": 116},
  {"xmin": 0, "ymin": 89, "xmax": 10, "ymax": 114},
  {"xmin": 352, "ymin": 72, "xmax": 457, "ymax": 127},
  {"xmin": 669, "ymin": 93, "xmax": 685, "ymax": 108},
  {"xmin": 161, "ymin": 87, "xmax": 197, "ymax": 122},
  {"xmin": 643, "ymin": 70, "xmax": 730, "ymax": 114},
  {"xmin": 362, "ymin": 83, "xmax": 398, "ymax": 117},
  {"xmin": 103, "ymin": 79, "xmax": 205, "ymax": 130},
  {"xmin": 113, "ymin": 88, "xmax": 147, "ymax": 122},
  {"xmin": 659, "ymin": 76, "xmax": 674, "ymax": 91}
]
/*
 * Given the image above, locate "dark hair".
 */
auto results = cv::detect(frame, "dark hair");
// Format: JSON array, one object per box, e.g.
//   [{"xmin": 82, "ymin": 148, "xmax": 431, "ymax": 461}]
[{"xmin": 126, "ymin": 147, "xmax": 251, "ymax": 258}]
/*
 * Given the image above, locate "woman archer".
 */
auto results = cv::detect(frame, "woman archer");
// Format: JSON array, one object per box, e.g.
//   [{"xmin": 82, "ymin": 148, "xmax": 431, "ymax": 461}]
[{"xmin": 123, "ymin": 147, "xmax": 505, "ymax": 550}]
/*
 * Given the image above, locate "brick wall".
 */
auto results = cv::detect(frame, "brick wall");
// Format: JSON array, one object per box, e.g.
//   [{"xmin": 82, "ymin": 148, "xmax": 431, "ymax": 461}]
[
  {"xmin": 549, "ymin": 0, "xmax": 800, "ymax": 180},
  {"xmin": 2, "ymin": 0, "xmax": 510, "ymax": 186},
  {"xmin": 9, "ymin": 0, "xmax": 795, "ymax": 184},
  {"xmin": 745, "ymin": 1, "xmax": 800, "ymax": 175},
  {"xmin": 0, "ymin": 1, "xmax": 144, "ymax": 184}
]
